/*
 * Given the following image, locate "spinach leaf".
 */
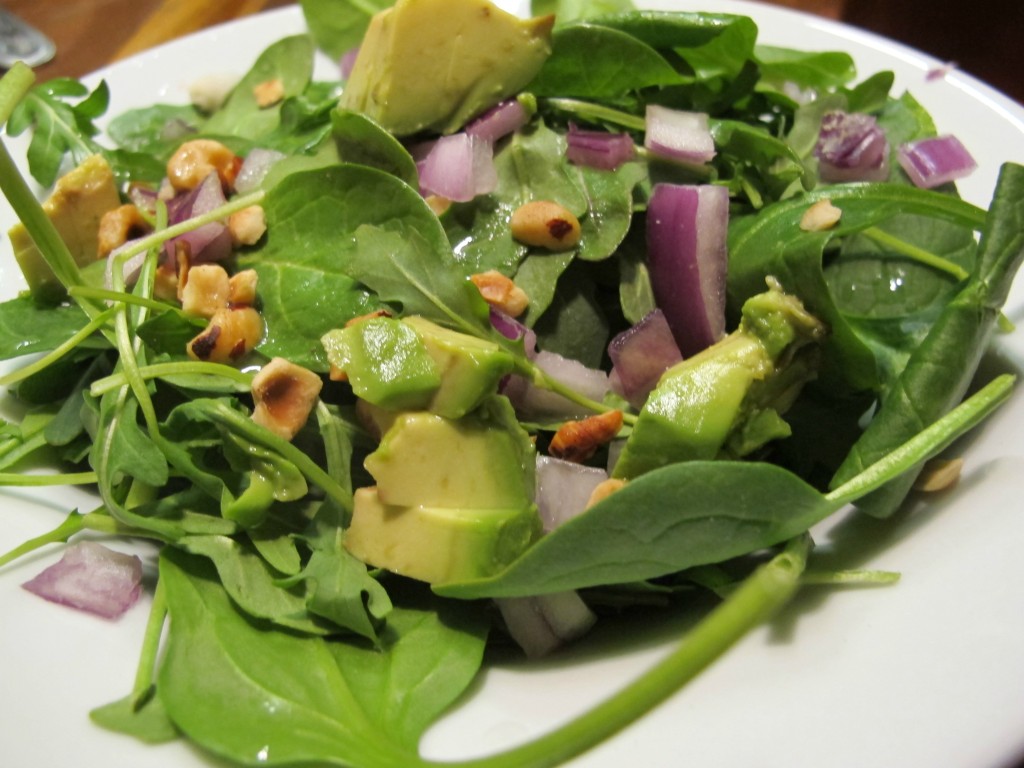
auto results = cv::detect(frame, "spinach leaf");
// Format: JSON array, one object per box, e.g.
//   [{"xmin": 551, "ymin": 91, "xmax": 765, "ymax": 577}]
[
  {"xmin": 331, "ymin": 108, "xmax": 418, "ymax": 186},
  {"xmin": 755, "ymin": 45, "xmax": 856, "ymax": 91},
  {"xmin": 0, "ymin": 294, "xmax": 102, "ymax": 360},
  {"xmin": 203, "ymin": 36, "xmax": 316, "ymax": 140},
  {"xmin": 727, "ymin": 182, "xmax": 987, "ymax": 391},
  {"xmin": 831, "ymin": 162, "xmax": 1024, "ymax": 516},
  {"xmin": 157, "ymin": 548, "xmax": 485, "ymax": 767},
  {"xmin": 106, "ymin": 103, "xmax": 203, "ymax": 157},
  {"xmin": 532, "ymin": 0, "xmax": 637, "ymax": 24},
  {"xmin": 299, "ymin": 0, "xmax": 391, "ymax": 59},
  {"xmin": 529, "ymin": 24, "xmax": 683, "ymax": 99}
]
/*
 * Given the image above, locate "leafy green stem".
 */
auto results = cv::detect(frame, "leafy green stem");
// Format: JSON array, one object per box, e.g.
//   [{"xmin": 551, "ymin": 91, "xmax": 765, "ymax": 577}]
[
  {"xmin": 0, "ymin": 306, "xmax": 118, "ymax": 386},
  {"xmin": 825, "ymin": 373, "xmax": 1015, "ymax": 507},
  {"xmin": 543, "ymin": 98, "xmax": 646, "ymax": 132},
  {"xmin": 861, "ymin": 225, "xmax": 970, "ymax": 281},
  {"xmin": 439, "ymin": 536, "xmax": 809, "ymax": 768},
  {"xmin": 196, "ymin": 399, "xmax": 352, "ymax": 514},
  {"xmin": 0, "ymin": 509, "xmax": 123, "ymax": 568},
  {"xmin": 519, "ymin": 359, "xmax": 638, "ymax": 426},
  {"xmin": 131, "ymin": 577, "xmax": 168, "ymax": 707},
  {"xmin": 0, "ymin": 470, "xmax": 98, "ymax": 486},
  {"xmin": 112, "ymin": 189, "xmax": 266, "ymax": 265},
  {"xmin": 90, "ymin": 361, "xmax": 254, "ymax": 397}
]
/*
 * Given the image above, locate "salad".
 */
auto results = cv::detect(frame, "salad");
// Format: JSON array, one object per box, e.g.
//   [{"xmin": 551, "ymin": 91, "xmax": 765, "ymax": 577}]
[{"xmin": 2, "ymin": 1, "xmax": 1024, "ymax": 768}]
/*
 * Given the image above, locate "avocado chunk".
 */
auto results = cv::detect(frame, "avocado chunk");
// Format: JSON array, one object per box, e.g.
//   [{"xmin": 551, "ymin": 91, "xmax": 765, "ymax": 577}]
[
  {"xmin": 612, "ymin": 282, "xmax": 826, "ymax": 479},
  {"xmin": 404, "ymin": 316, "xmax": 516, "ymax": 418},
  {"xmin": 344, "ymin": 486, "xmax": 540, "ymax": 584},
  {"xmin": 322, "ymin": 316, "xmax": 441, "ymax": 411},
  {"xmin": 8, "ymin": 154, "xmax": 120, "ymax": 300},
  {"xmin": 323, "ymin": 315, "xmax": 516, "ymax": 419},
  {"xmin": 340, "ymin": 0, "xmax": 554, "ymax": 136},
  {"xmin": 365, "ymin": 396, "xmax": 534, "ymax": 509}
]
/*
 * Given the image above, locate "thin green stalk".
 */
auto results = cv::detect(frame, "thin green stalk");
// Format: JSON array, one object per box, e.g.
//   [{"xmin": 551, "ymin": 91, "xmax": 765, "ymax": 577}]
[
  {"xmin": 68, "ymin": 285, "xmax": 187, "ymax": 315},
  {"xmin": 0, "ymin": 509, "xmax": 122, "ymax": 568},
  {"xmin": 434, "ymin": 536, "xmax": 809, "ymax": 768},
  {"xmin": 131, "ymin": 577, "xmax": 168, "ymax": 708},
  {"xmin": 0, "ymin": 471, "xmax": 98, "ymax": 486},
  {"xmin": 521, "ymin": 360, "xmax": 639, "ymax": 426},
  {"xmin": 861, "ymin": 225, "xmax": 970, "ymax": 281},
  {"xmin": 543, "ymin": 98, "xmax": 646, "ymax": 131},
  {"xmin": 90, "ymin": 361, "xmax": 254, "ymax": 397},
  {"xmin": 801, "ymin": 569, "xmax": 900, "ymax": 586},
  {"xmin": 111, "ymin": 189, "xmax": 266, "ymax": 265},
  {"xmin": 0, "ymin": 306, "xmax": 118, "ymax": 386},
  {"xmin": 826, "ymin": 373, "xmax": 1015, "ymax": 507}
]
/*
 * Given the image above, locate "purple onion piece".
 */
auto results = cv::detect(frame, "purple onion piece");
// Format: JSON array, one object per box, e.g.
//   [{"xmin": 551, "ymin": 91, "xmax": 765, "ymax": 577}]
[
  {"xmin": 465, "ymin": 99, "xmax": 529, "ymax": 143},
  {"xmin": 566, "ymin": 123, "xmax": 635, "ymax": 170},
  {"xmin": 646, "ymin": 183, "xmax": 729, "ymax": 357},
  {"xmin": 644, "ymin": 105, "xmax": 715, "ymax": 164},
  {"xmin": 502, "ymin": 350, "xmax": 610, "ymax": 420},
  {"xmin": 815, "ymin": 110, "xmax": 891, "ymax": 183},
  {"xmin": 489, "ymin": 308, "xmax": 537, "ymax": 357},
  {"xmin": 340, "ymin": 46, "xmax": 360, "ymax": 80},
  {"xmin": 495, "ymin": 591, "xmax": 597, "ymax": 658},
  {"xmin": 535, "ymin": 455, "xmax": 608, "ymax": 532},
  {"xmin": 418, "ymin": 133, "xmax": 497, "ymax": 202},
  {"xmin": 235, "ymin": 148, "xmax": 286, "ymax": 194},
  {"xmin": 897, "ymin": 135, "xmax": 977, "ymax": 188},
  {"xmin": 22, "ymin": 541, "xmax": 143, "ymax": 620},
  {"xmin": 608, "ymin": 308, "xmax": 684, "ymax": 408}
]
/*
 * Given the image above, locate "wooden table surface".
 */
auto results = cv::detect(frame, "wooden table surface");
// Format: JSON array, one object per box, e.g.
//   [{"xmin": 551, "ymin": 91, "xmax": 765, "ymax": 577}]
[{"xmin": 7, "ymin": 0, "xmax": 1024, "ymax": 104}]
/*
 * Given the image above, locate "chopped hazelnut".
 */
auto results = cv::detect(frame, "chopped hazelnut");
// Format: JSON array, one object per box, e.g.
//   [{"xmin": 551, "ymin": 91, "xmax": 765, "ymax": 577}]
[
  {"xmin": 549, "ymin": 410, "xmax": 624, "ymax": 464},
  {"xmin": 471, "ymin": 270, "xmax": 530, "ymax": 317},
  {"xmin": 251, "ymin": 357, "xmax": 324, "ymax": 441}
]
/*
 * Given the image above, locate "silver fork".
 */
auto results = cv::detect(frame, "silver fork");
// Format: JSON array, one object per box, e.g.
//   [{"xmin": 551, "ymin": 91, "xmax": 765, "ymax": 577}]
[{"xmin": 0, "ymin": 6, "xmax": 55, "ymax": 69}]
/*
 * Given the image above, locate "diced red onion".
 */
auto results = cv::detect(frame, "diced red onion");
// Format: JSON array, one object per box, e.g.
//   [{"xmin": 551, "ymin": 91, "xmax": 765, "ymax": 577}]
[
  {"xmin": 127, "ymin": 184, "xmax": 159, "ymax": 215},
  {"xmin": 503, "ymin": 350, "xmax": 610, "ymax": 419},
  {"xmin": 465, "ymin": 99, "xmax": 529, "ymax": 143},
  {"xmin": 608, "ymin": 309, "xmax": 683, "ymax": 408},
  {"xmin": 646, "ymin": 183, "xmax": 729, "ymax": 357},
  {"xmin": 566, "ymin": 123, "xmax": 635, "ymax": 170},
  {"xmin": 340, "ymin": 47, "xmax": 360, "ymax": 80},
  {"xmin": 22, "ymin": 541, "xmax": 143, "ymax": 620},
  {"xmin": 814, "ymin": 110, "xmax": 890, "ymax": 183},
  {"xmin": 105, "ymin": 237, "xmax": 148, "ymax": 289},
  {"xmin": 897, "ymin": 135, "xmax": 977, "ymax": 189},
  {"xmin": 163, "ymin": 172, "xmax": 233, "ymax": 266},
  {"xmin": 418, "ymin": 133, "xmax": 497, "ymax": 202},
  {"xmin": 644, "ymin": 105, "xmax": 715, "ymax": 164},
  {"xmin": 495, "ymin": 591, "xmax": 597, "ymax": 657},
  {"xmin": 490, "ymin": 308, "xmax": 537, "ymax": 357},
  {"xmin": 235, "ymin": 148, "xmax": 286, "ymax": 195},
  {"xmin": 536, "ymin": 455, "xmax": 608, "ymax": 532},
  {"xmin": 925, "ymin": 61, "xmax": 957, "ymax": 82}
]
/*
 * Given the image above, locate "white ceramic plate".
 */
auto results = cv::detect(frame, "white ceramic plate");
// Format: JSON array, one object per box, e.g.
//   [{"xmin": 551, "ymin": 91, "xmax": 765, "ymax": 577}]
[{"xmin": 2, "ymin": 3, "xmax": 1023, "ymax": 767}]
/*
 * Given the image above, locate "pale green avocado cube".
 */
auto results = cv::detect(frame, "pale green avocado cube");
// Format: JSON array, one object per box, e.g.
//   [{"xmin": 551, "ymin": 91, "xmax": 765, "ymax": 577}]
[
  {"xmin": 322, "ymin": 317, "xmax": 441, "ymax": 410},
  {"xmin": 340, "ymin": 0, "xmax": 553, "ymax": 136},
  {"xmin": 9, "ymin": 154, "xmax": 120, "ymax": 300},
  {"xmin": 403, "ymin": 316, "xmax": 516, "ymax": 419},
  {"xmin": 365, "ymin": 397, "xmax": 534, "ymax": 509},
  {"xmin": 345, "ymin": 487, "xmax": 540, "ymax": 585}
]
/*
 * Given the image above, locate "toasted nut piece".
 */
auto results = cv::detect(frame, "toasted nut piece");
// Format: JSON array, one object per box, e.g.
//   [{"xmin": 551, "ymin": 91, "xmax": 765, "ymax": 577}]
[
  {"xmin": 167, "ymin": 139, "xmax": 241, "ymax": 192},
  {"xmin": 187, "ymin": 306, "xmax": 263, "ymax": 363},
  {"xmin": 586, "ymin": 478, "xmax": 627, "ymax": 509},
  {"xmin": 550, "ymin": 410, "xmax": 624, "ymax": 464},
  {"xmin": 228, "ymin": 269, "xmax": 259, "ymax": 307},
  {"xmin": 180, "ymin": 264, "xmax": 231, "ymax": 319},
  {"xmin": 425, "ymin": 195, "xmax": 451, "ymax": 217},
  {"xmin": 97, "ymin": 204, "xmax": 152, "ymax": 258},
  {"xmin": 228, "ymin": 205, "xmax": 267, "ymax": 247},
  {"xmin": 510, "ymin": 200, "xmax": 582, "ymax": 251},
  {"xmin": 800, "ymin": 199, "xmax": 842, "ymax": 232},
  {"xmin": 253, "ymin": 77, "xmax": 286, "ymax": 108},
  {"xmin": 344, "ymin": 309, "xmax": 393, "ymax": 328},
  {"xmin": 251, "ymin": 357, "xmax": 324, "ymax": 441},
  {"xmin": 913, "ymin": 457, "xmax": 964, "ymax": 492},
  {"xmin": 471, "ymin": 270, "xmax": 530, "ymax": 317}
]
